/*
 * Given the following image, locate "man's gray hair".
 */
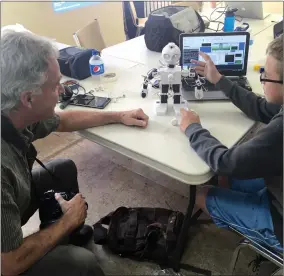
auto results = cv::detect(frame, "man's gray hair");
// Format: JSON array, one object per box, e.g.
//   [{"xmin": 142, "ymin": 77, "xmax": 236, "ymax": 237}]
[
  {"xmin": 266, "ymin": 34, "xmax": 283, "ymax": 78},
  {"xmin": 1, "ymin": 30, "xmax": 59, "ymax": 113}
]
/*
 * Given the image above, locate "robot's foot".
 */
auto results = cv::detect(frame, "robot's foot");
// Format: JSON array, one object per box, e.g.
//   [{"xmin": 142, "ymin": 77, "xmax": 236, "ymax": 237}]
[
  {"xmin": 155, "ymin": 101, "xmax": 168, "ymax": 115},
  {"xmin": 173, "ymin": 101, "xmax": 188, "ymax": 117}
]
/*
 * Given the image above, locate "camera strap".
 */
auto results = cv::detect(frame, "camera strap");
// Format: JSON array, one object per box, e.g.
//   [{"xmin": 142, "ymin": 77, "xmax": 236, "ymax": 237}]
[
  {"xmin": 1, "ymin": 114, "xmax": 61, "ymax": 183},
  {"xmin": 34, "ymin": 157, "xmax": 62, "ymax": 183}
]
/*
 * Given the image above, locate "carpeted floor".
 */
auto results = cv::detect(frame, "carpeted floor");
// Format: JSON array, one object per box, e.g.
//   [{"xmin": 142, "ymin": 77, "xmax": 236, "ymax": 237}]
[{"xmin": 22, "ymin": 131, "xmax": 275, "ymax": 275}]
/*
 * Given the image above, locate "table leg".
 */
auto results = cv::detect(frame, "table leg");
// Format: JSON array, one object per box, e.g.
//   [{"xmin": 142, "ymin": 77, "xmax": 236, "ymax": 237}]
[{"xmin": 171, "ymin": 185, "xmax": 199, "ymax": 272}]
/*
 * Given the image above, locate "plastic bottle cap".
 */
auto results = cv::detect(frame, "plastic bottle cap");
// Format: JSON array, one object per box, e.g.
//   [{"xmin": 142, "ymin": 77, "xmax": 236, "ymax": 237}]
[
  {"xmin": 92, "ymin": 49, "xmax": 99, "ymax": 56},
  {"xmin": 225, "ymin": 11, "xmax": 235, "ymax": 17}
]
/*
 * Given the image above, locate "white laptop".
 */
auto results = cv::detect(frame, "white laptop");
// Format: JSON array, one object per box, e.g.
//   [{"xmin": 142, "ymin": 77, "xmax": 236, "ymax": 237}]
[
  {"xmin": 225, "ymin": 2, "xmax": 270, "ymax": 20},
  {"xmin": 180, "ymin": 32, "xmax": 252, "ymax": 101}
]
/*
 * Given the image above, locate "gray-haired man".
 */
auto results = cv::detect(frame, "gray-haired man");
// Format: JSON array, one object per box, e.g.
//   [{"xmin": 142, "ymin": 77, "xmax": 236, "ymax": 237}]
[{"xmin": 1, "ymin": 30, "xmax": 149, "ymax": 276}]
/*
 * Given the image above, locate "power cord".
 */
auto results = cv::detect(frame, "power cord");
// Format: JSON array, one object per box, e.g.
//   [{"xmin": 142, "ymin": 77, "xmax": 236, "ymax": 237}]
[
  {"xmin": 202, "ymin": 15, "xmax": 224, "ymax": 32},
  {"xmin": 58, "ymin": 80, "xmax": 91, "ymax": 110},
  {"xmin": 61, "ymin": 80, "xmax": 86, "ymax": 98},
  {"xmin": 209, "ymin": 5, "xmax": 228, "ymax": 22},
  {"xmin": 203, "ymin": 5, "xmax": 228, "ymax": 32}
]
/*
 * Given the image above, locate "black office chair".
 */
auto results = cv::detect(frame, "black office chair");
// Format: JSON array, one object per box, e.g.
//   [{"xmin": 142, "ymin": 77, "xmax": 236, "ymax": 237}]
[{"xmin": 229, "ymin": 227, "xmax": 283, "ymax": 275}]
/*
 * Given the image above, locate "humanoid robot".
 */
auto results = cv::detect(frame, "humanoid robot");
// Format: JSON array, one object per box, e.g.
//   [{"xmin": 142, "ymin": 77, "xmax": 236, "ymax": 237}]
[{"xmin": 141, "ymin": 42, "xmax": 207, "ymax": 125}]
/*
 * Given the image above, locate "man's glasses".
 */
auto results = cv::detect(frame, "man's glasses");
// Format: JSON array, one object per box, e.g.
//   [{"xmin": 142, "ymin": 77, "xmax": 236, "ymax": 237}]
[{"xmin": 260, "ymin": 72, "xmax": 283, "ymax": 84}]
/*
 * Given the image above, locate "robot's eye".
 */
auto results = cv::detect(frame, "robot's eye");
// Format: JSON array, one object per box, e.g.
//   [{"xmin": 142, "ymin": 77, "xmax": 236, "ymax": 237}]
[{"xmin": 164, "ymin": 54, "xmax": 170, "ymax": 59}]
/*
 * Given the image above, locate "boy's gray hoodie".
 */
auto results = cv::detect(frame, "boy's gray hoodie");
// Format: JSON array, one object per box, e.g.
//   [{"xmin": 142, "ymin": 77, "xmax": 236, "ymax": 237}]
[{"xmin": 185, "ymin": 76, "xmax": 283, "ymax": 245}]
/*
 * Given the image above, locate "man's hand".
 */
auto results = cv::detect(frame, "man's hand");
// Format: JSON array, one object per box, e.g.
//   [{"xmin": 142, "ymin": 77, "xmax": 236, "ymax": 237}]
[
  {"xmin": 1, "ymin": 193, "xmax": 87, "ymax": 276},
  {"xmin": 120, "ymin": 108, "xmax": 149, "ymax": 128},
  {"xmin": 180, "ymin": 108, "xmax": 201, "ymax": 133},
  {"xmin": 55, "ymin": 193, "xmax": 87, "ymax": 231},
  {"xmin": 191, "ymin": 52, "xmax": 222, "ymax": 85}
]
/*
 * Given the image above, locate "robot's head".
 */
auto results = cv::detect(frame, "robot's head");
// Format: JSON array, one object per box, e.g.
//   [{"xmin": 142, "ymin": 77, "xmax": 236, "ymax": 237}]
[{"xmin": 161, "ymin": 43, "xmax": 181, "ymax": 66}]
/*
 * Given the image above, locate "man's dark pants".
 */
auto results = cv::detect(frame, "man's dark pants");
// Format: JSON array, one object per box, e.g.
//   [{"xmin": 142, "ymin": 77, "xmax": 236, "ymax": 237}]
[{"xmin": 21, "ymin": 158, "xmax": 104, "ymax": 276}]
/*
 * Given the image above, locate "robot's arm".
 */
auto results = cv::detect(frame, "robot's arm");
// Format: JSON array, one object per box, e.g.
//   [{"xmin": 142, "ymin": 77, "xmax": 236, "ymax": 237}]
[
  {"xmin": 181, "ymin": 67, "xmax": 207, "ymax": 99},
  {"xmin": 141, "ymin": 78, "xmax": 149, "ymax": 98},
  {"xmin": 141, "ymin": 68, "xmax": 159, "ymax": 98}
]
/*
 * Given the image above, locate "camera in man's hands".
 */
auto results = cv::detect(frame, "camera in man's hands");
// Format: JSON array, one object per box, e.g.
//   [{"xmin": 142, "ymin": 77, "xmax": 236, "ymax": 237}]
[
  {"xmin": 39, "ymin": 189, "xmax": 93, "ymax": 246},
  {"xmin": 39, "ymin": 189, "xmax": 76, "ymax": 229}
]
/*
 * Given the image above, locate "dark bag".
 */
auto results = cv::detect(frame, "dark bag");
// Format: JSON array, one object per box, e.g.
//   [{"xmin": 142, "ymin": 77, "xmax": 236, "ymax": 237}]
[
  {"xmin": 93, "ymin": 207, "xmax": 212, "ymax": 275},
  {"xmin": 58, "ymin": 47, "xmax": 95, "ymax": 80},
  {"xmin": 93, "ymin": 207, "xmax": 184, "ymax": 265},
  {"xmin": 144, "ymin": 6, "xmax": 205, "ymax": 52}
]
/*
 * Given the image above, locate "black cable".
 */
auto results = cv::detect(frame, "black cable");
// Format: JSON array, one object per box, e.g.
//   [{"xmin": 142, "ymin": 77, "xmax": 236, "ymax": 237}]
[
  {"xmin": 216, "ymin": 21, "xmax": 224, "ymax": 32},
  {"xmin": 58, "ymin": 81, "xmax": 87, "ymax": 104},
  {"xmin": 203, "ymin": 5, "xmax": 228, "ymax": 33},
  {"xmin": 214, "ymin": 8, "xmax": 243, "ymax": 23},
  {"xmin": 209, "ymin": 5, "xmax": 228, "ymax": 22},
  {"xmin": 201, "ymin": 15, "xmax": 211, "ymax": 22},
  {"xmin": 206, "ymin": 27, "xmax": 217, "ymax": 32},
  {"xmin": 61, "ymin": 80, "xmax": 86, "ymax": 95},
  {"xmin": 205, "ymin": 21, "xmax": 224, "ymax": 32}
]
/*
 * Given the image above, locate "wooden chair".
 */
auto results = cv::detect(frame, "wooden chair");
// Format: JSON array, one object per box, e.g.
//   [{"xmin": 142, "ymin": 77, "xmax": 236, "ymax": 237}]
[
  {"xmin": 129, "ymin": 1, "xmax": 148, "ymax": 37},
  {"xmin": 73, "ymin": 19, "xmax": 106, "ymax": 51}
]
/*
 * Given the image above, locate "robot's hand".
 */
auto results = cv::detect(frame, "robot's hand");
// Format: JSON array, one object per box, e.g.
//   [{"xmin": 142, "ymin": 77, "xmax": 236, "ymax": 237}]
[
  {"xmin": 141, "ymin": 89, "xmax": 148, "ymax": 98},
  {"xmin": 147, "ymin": 68, "xmax": 158, "ymax": 80}
]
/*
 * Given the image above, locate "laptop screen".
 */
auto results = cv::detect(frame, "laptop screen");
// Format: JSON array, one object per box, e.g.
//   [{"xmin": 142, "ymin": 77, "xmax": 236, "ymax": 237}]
[{"xmin": 180, "ymin": 32, "xmax": 250, "ymax": 76}]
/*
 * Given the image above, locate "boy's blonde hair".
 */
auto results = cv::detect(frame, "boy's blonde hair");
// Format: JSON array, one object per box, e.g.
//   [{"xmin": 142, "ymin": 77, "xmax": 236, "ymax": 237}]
[{"xmin": 266, "ymin": 34, "xmax": 283, "ymax": 78}]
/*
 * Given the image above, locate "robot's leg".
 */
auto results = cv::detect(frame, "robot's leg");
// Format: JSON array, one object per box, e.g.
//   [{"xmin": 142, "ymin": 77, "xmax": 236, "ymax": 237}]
[
  {"xmin": 155, "ymin": 84, "xmax": 168, "ymax": 115},
  {"xmin": 161, "ymin": 84, "xmax": 169, "ymax": 103},
  {"xmin": 173, "ymin": 84, "xmax": 181, "ymax": 104},
  {"xmin": 172, "ymin": 84, "xmax": 187, "ymax": 117}
]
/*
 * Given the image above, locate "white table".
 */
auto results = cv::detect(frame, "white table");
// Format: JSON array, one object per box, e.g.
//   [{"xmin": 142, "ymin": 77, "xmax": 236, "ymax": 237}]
[
  {"xmin": 57, "ymin": 16, "xmax": 277, "ymax": 186},
  {"xmin": 72, "ymin": 16, "xmax": 277, "ymax": 187},
  {"xmin": 55, "ymin": 18, "xmax": 277, "ymax": 271},
  {"xmin": 66, "ymin": 63, "xmax": 256, "ymax": 185}
]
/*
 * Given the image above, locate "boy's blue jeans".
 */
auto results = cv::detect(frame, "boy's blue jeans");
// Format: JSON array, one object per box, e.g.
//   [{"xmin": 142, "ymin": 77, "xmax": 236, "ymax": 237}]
[{"xmin": 206, "ymin": 178, "xmax": 283, "ymax": 252}]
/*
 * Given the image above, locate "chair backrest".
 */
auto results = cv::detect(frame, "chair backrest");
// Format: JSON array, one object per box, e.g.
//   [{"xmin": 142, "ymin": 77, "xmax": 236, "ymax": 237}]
[
  {"xmin": 73, "ymin": 19, "xmax": 106, "ymax": 51},
  {"xmin": 144, "ymin": 1, "xmax": 172, "ymax": 17},
  {"xmin": 129, "ymin": 1, "xmax": 171, "ymax": 22},
  {"xmin": 129, "ymin": 1, "xmax": 139, "ymax": 26}
]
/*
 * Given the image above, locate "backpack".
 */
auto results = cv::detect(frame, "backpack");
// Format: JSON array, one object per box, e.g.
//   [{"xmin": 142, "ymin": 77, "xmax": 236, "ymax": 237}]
[
  {"xmin": 93, "ymin": 206, "xmax": 212, "ymax": 275},
  {"xmin": 144, "ymin": 6, "xmax": 205, "ymax": 52},
  {"xmin": 57, "ymin": 47, "xmax": 95, "ymax": 80}
]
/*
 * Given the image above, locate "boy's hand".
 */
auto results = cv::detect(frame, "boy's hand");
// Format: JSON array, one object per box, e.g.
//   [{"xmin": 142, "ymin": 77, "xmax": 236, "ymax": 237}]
[
  {"xmin": 179, "ymin": 108, "xmax": 201, "ymax": 133},
  {"xmin": 191, "ymin": 52, "xmax": 222, "ymax": 85}
]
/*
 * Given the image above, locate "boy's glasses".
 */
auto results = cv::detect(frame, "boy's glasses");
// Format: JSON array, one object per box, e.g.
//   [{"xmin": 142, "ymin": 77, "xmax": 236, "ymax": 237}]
[{"xmin": 260, "ymin": 72, "xmax": 283, "ymax": 84}]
